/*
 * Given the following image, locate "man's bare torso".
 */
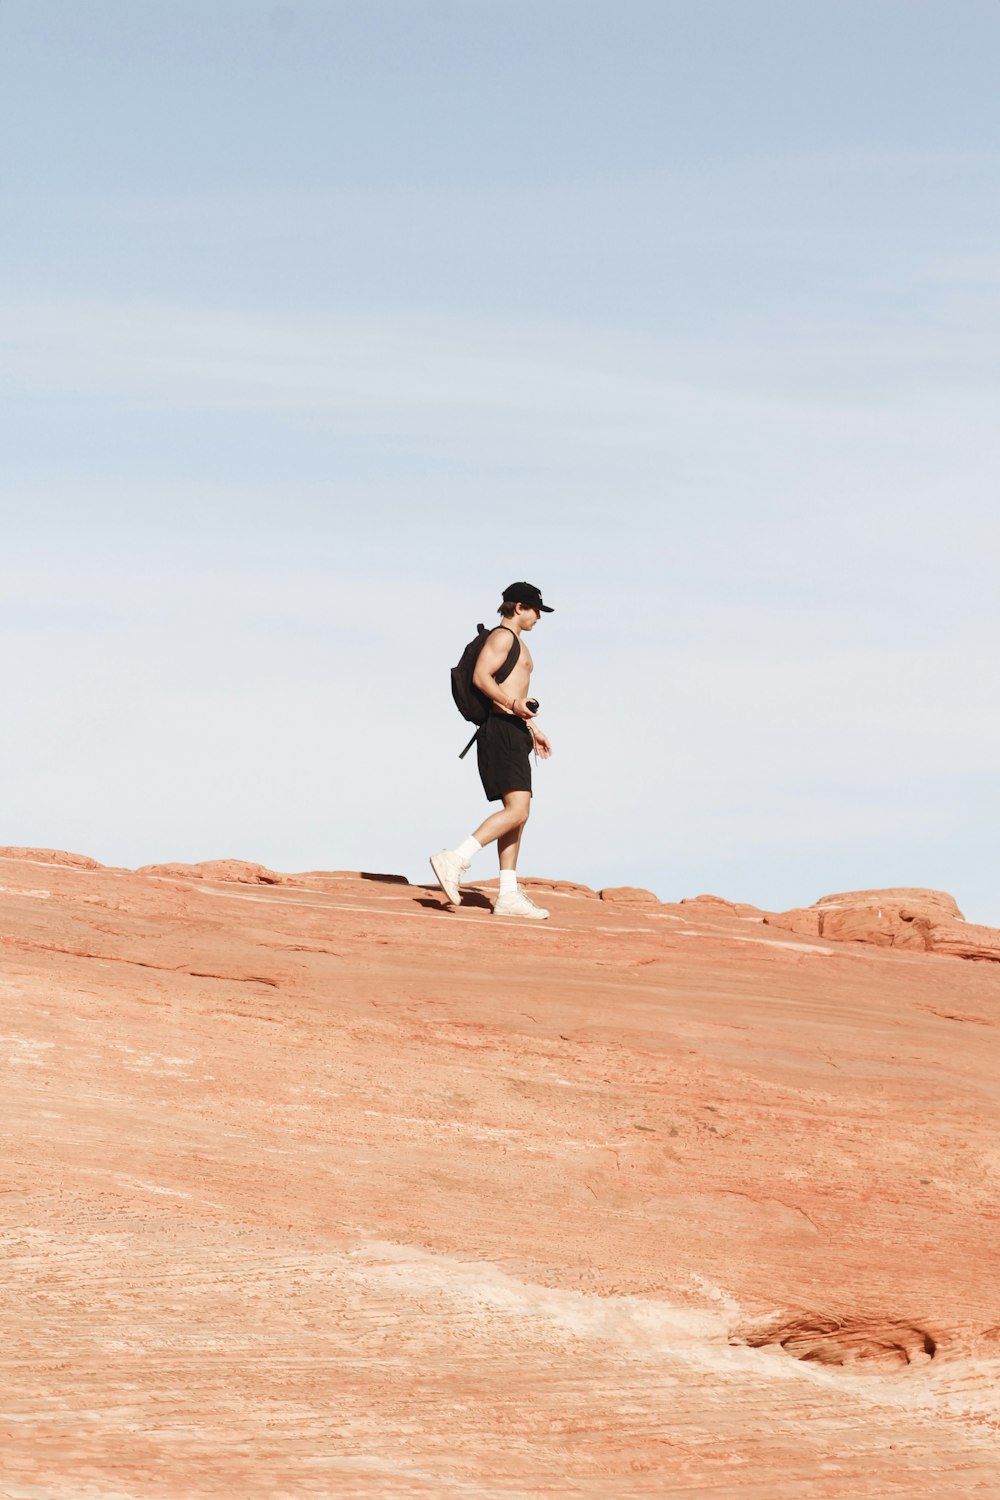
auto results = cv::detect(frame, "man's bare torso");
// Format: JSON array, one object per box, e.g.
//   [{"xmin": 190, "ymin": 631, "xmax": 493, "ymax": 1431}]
[{"xmin": 492, "ymin": 626, "xmax": 532, "ymax": 711}]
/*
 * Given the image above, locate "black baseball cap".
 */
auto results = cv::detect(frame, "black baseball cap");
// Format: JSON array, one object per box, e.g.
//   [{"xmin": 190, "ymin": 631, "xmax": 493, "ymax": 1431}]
[{"xmin": 502, "ymin": 581, "xmax": 554, "ymax": 613}]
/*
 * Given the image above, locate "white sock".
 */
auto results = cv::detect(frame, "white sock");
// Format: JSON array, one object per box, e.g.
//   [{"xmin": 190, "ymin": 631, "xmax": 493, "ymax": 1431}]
[
  {"xmin": 454, "ymin": 835, "xmax": 481, "ymax": 864},
  {"xmin": 498, "ymin": 869, "xmax": 517, "ymax": 896}
]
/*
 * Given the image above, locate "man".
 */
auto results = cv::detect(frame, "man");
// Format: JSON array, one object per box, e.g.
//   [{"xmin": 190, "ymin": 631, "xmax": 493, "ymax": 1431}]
[{"xmin": 431, "ymin": 582, "xmax": 554, "ymax": 919}]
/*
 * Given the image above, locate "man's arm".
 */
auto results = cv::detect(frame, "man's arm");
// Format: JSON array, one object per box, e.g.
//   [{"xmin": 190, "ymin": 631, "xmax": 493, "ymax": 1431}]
[
  {"xmin": 528, "ymin": 722, "xmax": 553, "ymax": 759},
  {"xmin": 472, "ymin": 630, "xmax": 533, "ymax": 719}
]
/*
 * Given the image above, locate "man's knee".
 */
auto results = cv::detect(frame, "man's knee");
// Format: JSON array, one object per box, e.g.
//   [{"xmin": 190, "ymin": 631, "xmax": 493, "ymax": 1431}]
[{"xmin": 506, "ymin": 793, "xmax": 530, "ymax": 826}]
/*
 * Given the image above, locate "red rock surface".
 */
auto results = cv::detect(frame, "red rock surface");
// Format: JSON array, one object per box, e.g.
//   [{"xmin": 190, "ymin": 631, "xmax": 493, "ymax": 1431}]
[
  {"xmin": 2, "ymin": 851, "xmax": 1000, "ymax": 1496},
  {"xmin": 136, "ymin": 857, "xmax": 287, "ymax": 885},
  {"xmin": 767, "ymin": 888, "xmax": 1000, "ymax": 962},
  {"xmin": 0, "ymin": 845, "xmax": 106, "ymax": 869},
  {"xmin": 679, "ymin": 893, "xmax": 768, "ymax": 920},
  {"xmin": 598, "ymin": 885, "xmax": 661, "ymax": 904}
]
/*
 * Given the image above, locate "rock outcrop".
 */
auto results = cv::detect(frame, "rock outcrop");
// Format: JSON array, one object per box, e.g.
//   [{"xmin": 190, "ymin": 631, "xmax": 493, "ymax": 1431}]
[
  {"xmin": 599, "ymin": 884, "xmax": 661, "ymax": 904},
  {"xmin": 136, "ymin": 857, "xmax": 286, "ymax": 885},
  {"xmin": 766, "ymin": 888, "xmax": 1000, "ymax": 961},
  {"xmin": 679, "ymin": 892, "xmax": 767, "ymax": 919},
  {"xmin": 0, "ymin": 845, "xmax": 105, "ymax": 869}
]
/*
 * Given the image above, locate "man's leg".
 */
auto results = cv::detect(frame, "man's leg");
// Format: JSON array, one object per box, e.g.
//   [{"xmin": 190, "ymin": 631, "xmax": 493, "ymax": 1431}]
[
  {"xmin": 497, "ymin": 824, "xmax": 521, "ymax": 870},
  {"xmin": 489, "ymin": 792, "xmax": 548, "ymax": 920},
  {"xmin": 496, "ymin": 789, "xmax": 528, "ymax": 880},
  {"xmin": 475, "ymin": 789, "xmax": 530, "ymax": 859},
  {"xmin": 429, "ymin": 793, "xmax": 527, "ymax": 906},
  {"xmin": 496, "ymin": 823, "xmax": 522, "ymax": 907},
  {"xmin": 430, "ymin": 792, "xmax": 547, "ymax": 916},
  {"xmin": 430, "ymin": 718, "xmax": 538, "ymax": 910}
]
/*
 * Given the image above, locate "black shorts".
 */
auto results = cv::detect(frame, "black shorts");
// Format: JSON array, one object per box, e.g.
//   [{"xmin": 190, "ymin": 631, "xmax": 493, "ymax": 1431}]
[{"xmin": 477, "ymin": 713, "xmax": 533, "ymax": 802}]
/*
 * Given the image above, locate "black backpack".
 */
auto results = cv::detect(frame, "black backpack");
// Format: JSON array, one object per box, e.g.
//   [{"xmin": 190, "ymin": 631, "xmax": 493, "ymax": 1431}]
[{"xmin": 451, "ymin": 623, "xmax": 520, "ymax": 758}]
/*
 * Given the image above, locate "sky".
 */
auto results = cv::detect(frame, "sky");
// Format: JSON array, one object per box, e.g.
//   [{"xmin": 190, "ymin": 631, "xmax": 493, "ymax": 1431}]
[{"xmin": 2, "ymin": 0, "xmax": 999, "ymax": 919}]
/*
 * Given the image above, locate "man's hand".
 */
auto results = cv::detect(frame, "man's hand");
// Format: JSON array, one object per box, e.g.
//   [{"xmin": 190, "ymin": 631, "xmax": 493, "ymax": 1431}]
[{"xmin": 530, "ymin": 727, "xmax": 553, "ymax": 759}]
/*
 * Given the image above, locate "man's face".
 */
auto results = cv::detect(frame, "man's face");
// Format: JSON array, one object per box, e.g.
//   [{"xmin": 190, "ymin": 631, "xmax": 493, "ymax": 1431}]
[{"xmin": 518, "ymin": 606, "xmax": 541, "ymax": 630}]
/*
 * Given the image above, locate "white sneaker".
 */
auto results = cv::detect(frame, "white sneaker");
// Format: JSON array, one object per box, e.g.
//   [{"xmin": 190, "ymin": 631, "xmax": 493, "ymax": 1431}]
[
  {"xmin": 493, "ymin": 888, "xmax": 550, "ymax": 920},
  {"xmin": 429, "ymin": 849, "xmax": 468, "ymax": 906}
]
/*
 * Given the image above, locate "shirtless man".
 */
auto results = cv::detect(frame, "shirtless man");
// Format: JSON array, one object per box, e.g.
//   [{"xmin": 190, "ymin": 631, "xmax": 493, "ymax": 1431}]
[{"xmin": 430, "ymin": 582, "xmax": 554, "ymax": 919}]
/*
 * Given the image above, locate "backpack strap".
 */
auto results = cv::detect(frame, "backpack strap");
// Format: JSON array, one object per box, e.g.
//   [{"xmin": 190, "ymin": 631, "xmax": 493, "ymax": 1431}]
[
  {"xmin": 493, "ymin": 626, "xmax": 521, "ymax": 684},
  {"xmin": 457, "ymin": 627, "xmax": 521, "ymax": 759}
]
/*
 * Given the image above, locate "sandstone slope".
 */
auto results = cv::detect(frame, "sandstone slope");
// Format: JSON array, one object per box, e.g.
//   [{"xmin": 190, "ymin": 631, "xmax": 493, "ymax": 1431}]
[{"xmin": 2, "ymin": 851, "xmax": 999, "ymax": 1498}]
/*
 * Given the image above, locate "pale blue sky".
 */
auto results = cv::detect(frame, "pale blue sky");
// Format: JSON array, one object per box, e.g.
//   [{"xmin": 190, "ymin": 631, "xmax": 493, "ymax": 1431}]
[{"xmin": 2, "ymin": 1, "xmax": 999, "ymax": 917}]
